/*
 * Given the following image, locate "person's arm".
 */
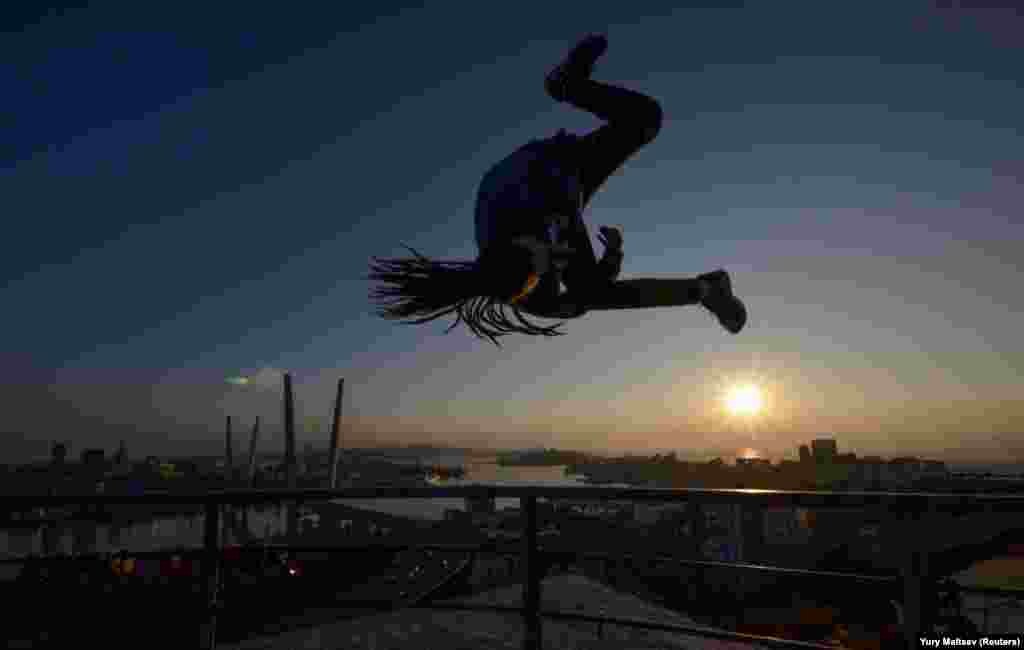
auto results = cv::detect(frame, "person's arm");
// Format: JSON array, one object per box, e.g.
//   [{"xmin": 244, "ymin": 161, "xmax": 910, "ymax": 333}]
[
  {"xmin": 563, "ymin": 225, "xmax": 622, "ymax": 290},
  {"xmin": 559, "ymin": 218, "xmax": 599, "ymax": 295},
  {"xmin": 546, "ymin": 224, "xmax": 621, "ymax": 315},
  {"xmin": 595, "ymin": 226, "xmax": 623, "ymax": 284}
]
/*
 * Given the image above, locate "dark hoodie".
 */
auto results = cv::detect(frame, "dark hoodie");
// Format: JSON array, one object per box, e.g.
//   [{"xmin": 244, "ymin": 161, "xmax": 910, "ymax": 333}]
[{"xmin": 474, "ymin": 130, "xmax": 581, "ymax": 254}]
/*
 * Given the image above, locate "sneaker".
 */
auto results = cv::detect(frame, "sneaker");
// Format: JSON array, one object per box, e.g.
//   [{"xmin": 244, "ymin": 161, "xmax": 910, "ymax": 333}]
[
  {"xmin": 698, "ymin": 270, "xmax": 747, "ymax": 334},
  {"xmin": 545, "ymin": 33, "xmax": 608, "ymax": 103}
]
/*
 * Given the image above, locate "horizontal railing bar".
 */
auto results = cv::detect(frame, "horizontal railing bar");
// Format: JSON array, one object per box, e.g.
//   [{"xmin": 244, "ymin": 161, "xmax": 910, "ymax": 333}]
[
  {"xmin": 5, "ymin": 485, "xmax": 1024, "ymax": 508},
  {"xmin": 0, "ymin": 543, "xmax": 899, "ymax": 584},
  {"xmin": 226, "ymin": 544, "xmax": 901, "ymax": 584},
  {"xmin": 0, "ymin": 548, "xmax": 206, "ymax": 563},
  {"xmin": 563, "ymin": 550, "xmax": 900, "ymax": 583},
  {"xmin": 10, "ymin": 542, "xmax": 1019, "ymax": 603},
  {"xmin": 0, "ymin": 543, "xmax": 499, "ymax": 564},
  {"xmin": 411, "ymin": 601, "xmax": 838, "ymax": 649},
  {"xmin": 956, "ymin": 585, "xmax": 1024, "ymax": 596}
]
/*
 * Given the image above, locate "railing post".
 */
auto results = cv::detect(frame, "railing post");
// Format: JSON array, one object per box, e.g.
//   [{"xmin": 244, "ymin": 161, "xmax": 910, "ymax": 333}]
[
  {"xmin": 901, "ymin": 544, "xmax": 928, "ymax": 648},
  {"xmin": 982, "ymin": 592, "xmax": 989, "ymax": 634},
  {"xmin": 689, "ymin": 501, "xmax": 705, "ymax": 605},
  {"xmin": 200, "ymin": 500, "xmax": 222, "ymax": 650},
  {"xmin": 521, "ymin": 495, "xmax": 542, "ymax": 650}
]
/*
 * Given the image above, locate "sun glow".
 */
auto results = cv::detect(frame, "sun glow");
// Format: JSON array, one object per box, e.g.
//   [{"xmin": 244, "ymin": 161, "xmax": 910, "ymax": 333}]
[{"xmin": 725, "ymin": 384, "xmax": 763, "ymax": 418}]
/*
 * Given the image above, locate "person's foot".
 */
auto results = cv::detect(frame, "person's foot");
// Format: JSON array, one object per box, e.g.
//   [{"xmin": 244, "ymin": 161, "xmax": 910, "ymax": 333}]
[
  {"xmin": 698, "ymin": 270, "xmax": 747, "ymax": 334},
  {"xmin": 545, "ymin": 33, "xmax": 608, "ymax": 103}
]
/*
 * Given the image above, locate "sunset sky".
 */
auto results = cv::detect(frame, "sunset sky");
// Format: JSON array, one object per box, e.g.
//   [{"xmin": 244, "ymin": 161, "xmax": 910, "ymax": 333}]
[{"xmin": 3, "ymin": 3, "xmax": 1022, "ymax": 463}]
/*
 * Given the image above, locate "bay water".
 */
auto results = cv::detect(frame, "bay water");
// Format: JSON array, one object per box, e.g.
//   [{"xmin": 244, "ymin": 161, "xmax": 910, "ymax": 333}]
[{"xmin": 0, "ymin": 456, "xmax": 579, "ymax": 559}]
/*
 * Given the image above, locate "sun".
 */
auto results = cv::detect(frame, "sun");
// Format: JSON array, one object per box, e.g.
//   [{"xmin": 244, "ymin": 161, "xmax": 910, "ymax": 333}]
[{"xmin": 724, "ymin": 384, "xmax": 763, "ymax": 418}]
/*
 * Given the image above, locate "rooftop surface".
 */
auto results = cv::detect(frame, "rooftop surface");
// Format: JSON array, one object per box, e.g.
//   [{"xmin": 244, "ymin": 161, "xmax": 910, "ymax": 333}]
[{"xmin": 221, "ymin": 573, "xmax": 770, "ymax": 649}]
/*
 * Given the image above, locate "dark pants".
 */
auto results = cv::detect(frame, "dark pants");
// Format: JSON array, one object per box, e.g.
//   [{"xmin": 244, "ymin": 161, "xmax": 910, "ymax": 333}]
[
  {"xmin": 524, "ymin": 80, "xmax": 706, "ymax": 318},
  {"xmin": 561, "ymin": 79, "xmax": 663, "ymax": 296}
]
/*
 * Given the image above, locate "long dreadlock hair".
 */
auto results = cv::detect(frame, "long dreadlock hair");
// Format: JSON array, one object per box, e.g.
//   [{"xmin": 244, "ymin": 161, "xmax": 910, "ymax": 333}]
[{"xmin": 368, "ymin": 245, "xmax": 565, "ymax": 346}]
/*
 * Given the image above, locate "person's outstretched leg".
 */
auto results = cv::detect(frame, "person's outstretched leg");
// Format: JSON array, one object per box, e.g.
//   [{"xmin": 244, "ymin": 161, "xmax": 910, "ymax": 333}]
[
  {"xmin": 588, "ymin": 279, "xmax": 704, "ymax": 310},
  {"xmin": 589, "ymin": 272, "xmax": 747, "ymax": 334},
  {"xmin": 524, "ymin": 271, "xmax": 747, "ymax": 334}
]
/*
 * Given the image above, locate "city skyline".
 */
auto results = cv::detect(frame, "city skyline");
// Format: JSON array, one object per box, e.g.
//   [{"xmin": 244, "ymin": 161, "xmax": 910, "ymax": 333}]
[
  {"xmin": 4, "ymin": 4, "xmax": 1022, "ymax": 464},
  {"xmin": 10, "ymin": 416, "xmax": 1018, "ymax": 468}
]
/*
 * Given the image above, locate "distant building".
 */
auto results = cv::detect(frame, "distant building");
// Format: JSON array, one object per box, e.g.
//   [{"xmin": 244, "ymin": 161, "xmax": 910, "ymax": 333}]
[
  {"xmin": 798, "ymin": 445, "xmax": 811, "ymax": 463},
  {"xmin": 811, "ymin": 439, "xmax": 837, "ymax": 464},
  {"xmin": 173, "ymin": 460, "xmax": 198, "ymax": 476},
  {"xmin": 850, "ymin": 460, "xmax": 885, "ymax": 488},
  {"xmin": 890, "ymin": 456, "xmax": 921, "ymax": 468},
  {"xmin": 51, "ymin": 442, "xmax": 68, "ymax": 466},
  {"xmin": 81, "ymin": 448, "xmax": 105, "ymax": 468},
  {"xmin": 888, "ymin": 457, "xmax": 923, "ymax": 485},
  {"xmin": 737, "ymin": 457, "xmax": 771, "ymax": 468},
  {"xmin": 158, "ymin": 463, "xmax": 181, "ymax": 480}
]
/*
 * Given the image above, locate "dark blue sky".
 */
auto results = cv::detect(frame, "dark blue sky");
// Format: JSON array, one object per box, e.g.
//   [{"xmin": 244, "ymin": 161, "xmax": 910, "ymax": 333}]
[{"xmin": 3, "ymin": 2, "xmax": 1023, "ymax": 462}]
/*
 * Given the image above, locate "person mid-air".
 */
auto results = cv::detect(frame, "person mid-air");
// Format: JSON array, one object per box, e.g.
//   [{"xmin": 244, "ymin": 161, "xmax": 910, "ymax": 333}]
[{"xmin": 370, "ymin": 34, "xmax": 747, "ymax": 345}]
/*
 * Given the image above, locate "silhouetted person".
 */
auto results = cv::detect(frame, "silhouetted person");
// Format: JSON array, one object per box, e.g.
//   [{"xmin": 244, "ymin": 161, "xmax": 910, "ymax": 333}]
[{"xmin": 370, "ymin": 34, "xmax": 746, "ymax": 345}]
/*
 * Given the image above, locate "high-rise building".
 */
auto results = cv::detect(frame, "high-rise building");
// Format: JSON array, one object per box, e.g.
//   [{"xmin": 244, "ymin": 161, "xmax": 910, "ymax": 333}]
[
  {"xmin": 81, "ymin": 448, "xmax": 105, "ymax": 466},
  {"xmin": 51, "ymin": 442, "xmax": 67, "ymax": 466},
  {"xmin": 81, "ymin": 448, "xmax": 106, "ymax": 478},
  {"xmin": 798, "ymin": 445, "xmax": 811, "ymax": 464}
]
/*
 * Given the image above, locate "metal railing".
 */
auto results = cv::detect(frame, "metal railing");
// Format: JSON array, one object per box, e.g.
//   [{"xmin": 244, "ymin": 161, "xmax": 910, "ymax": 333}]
[{"xmin": 4, "ymin": 486, "xmax": 1024, "ymax": 649}]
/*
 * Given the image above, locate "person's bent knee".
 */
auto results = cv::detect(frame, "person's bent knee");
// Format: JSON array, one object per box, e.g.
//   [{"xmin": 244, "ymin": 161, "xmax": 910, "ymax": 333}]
[
  {"xmin": 620, "ymin": 97, "xmax": 662, "ymax": 146},
  {"xmin": 640, "ymin": 100, "xmax": 663, "ymax": 145}
]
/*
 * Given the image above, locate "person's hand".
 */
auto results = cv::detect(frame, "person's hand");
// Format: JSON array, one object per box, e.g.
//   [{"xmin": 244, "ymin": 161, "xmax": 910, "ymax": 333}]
[{"xmin": 598, "ymin": 226, "xmax": 622, "ymax": 252}]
